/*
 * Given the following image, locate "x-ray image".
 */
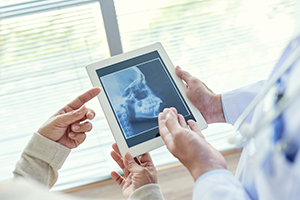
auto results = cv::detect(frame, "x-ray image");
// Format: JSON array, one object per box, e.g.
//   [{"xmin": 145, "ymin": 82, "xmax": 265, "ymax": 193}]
[
  {"xmin": 100, "ymin": 57, "xmax": 191, "ymax": 144},
  {"xmin": 122, "ymin": 67, "xmax": 162, "ymax": 119},
  {"xmin": 101, "ymin": 65, "xmax": 164, "ymax": 139}
]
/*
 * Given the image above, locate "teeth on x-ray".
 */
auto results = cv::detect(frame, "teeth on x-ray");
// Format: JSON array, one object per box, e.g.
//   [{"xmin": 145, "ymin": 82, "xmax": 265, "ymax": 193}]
[
  {"xmin": 122, "ymin": 67, "xmax": 162, "ymax": 119},
  {"xmin": 114, "ymin": 67, "xmax": 162, "ymax": 138},
  {"xmin": 100, "ymin": 56, "xmax": 192, "ymax": 145}
]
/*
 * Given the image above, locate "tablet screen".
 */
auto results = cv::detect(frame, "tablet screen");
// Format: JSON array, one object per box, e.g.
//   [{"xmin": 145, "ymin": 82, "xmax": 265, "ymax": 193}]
[{"xmin": 97, "ymin": 51, "xmax": 195, "ymax": 147}]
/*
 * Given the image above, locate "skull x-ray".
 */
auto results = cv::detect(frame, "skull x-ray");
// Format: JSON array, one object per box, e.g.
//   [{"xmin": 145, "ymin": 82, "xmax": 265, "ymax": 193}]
[
  {"xmin": 101, "ymin": 65, "xmax": 164, "ymax": 138},
  {"xmin": 122, "ymin": 67, "xmax": 162, "ymax": 119},
  {"xmin": 99, "ymin": 57, "xmax": 192, "ymax": 146}
]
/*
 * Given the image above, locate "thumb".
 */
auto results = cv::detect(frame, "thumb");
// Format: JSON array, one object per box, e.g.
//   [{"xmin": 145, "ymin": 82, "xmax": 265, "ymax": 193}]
[
  {"xmin": 175, "ymin": 66, "xmax": 193, "ymax": 85},
  {"xmin": 56, "ymin": 105, "xmax": 87, "ymax": 126},
  {"xmin": 124, "ymin": 153, "xmax": 140, "ymax": 172}
]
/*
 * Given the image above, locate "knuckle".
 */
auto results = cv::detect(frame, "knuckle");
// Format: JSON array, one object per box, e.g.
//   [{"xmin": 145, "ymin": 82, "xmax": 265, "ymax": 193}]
[
  {"xmin": 182, "ymin": 70, "xmax": 190, "ymax": 77},
  {"xmin": 189, "ymin": 77, "xmax": 199, "ymax": 85},
  {"xmin": 173, "ymin": 129, "xmax": 187, "ymax": 142},
  {"xmin": 139, "ymin": 168, "xmax": 150, "ymax": 175},
  {"xmin": 115, "ymin": 176, "xmax": 123, "ymax": 184}
]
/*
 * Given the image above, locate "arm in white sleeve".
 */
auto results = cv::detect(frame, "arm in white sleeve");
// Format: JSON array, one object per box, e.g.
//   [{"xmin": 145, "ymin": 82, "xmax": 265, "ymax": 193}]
[
  {"xmin": 193, "ymin": 169, "xmax": 251, "ymax": 200},
  {"xmin": 221, "ymin": 80, "xmax": 265, "ymax": 125},
  {"xmin": 13, "ymin": 132, "xmax": 70, "ymax": 188}
]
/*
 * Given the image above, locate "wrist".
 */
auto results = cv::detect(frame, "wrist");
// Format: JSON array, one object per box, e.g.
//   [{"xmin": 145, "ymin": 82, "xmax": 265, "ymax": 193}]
[
  {"xmin": 190, "ymin": 166, "xmax": 226, "ymax": 181},
  {"xmin": 37, "ymin": 126, "xmax": 57, "ymax": 142},
  {"xmin": 212, "ymin": 94, "xmax": 226, "ymax": 123},
  {"xmin": 194, "ymin": 169, "xmax": 233, "ymax": 184},
  {"xmin": 185, "ymin": 159, "xmax": 227, "ymax": 181},
  {"xmin": 204, "ymin": 94, "xmax": 226, "ymax": 124},
  {"xmin": 26, "ymin": 133, "xmax": 71, "ymax": 168},
  {"xmin": 128, "ymin": 184, "xmax": 163, "ymax": 200}
]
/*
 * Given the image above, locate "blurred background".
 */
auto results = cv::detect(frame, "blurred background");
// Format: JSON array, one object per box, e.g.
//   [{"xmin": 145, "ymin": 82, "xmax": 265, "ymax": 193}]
[{"xmin": 0, "ymin": 0, "xmax": 299, "ymax": 191}]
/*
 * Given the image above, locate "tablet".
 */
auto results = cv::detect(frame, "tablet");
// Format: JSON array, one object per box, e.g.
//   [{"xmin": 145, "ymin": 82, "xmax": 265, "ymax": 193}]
[{"xmin": 86, "ymin": 42, "xmax": 207, "ymax": 157}]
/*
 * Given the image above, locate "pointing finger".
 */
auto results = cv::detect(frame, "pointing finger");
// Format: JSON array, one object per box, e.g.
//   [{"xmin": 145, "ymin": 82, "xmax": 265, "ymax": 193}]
[{"xmin": 66, "ymin": 87, "xmax": 101, "ymax": 111}]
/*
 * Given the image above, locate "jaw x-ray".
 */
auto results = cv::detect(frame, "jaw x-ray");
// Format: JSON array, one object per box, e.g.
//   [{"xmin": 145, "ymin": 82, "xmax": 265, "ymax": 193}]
[
  {"xmin": 99, "ymin": 55, "xmax": 193, "ymax": 147},
  {"xmin": 102, "ymin": 66, "xmax": 163, "ymax": 138},
  {"xmin": 121, "ymin": 67, "xmax": 162, "ymax": 119}
]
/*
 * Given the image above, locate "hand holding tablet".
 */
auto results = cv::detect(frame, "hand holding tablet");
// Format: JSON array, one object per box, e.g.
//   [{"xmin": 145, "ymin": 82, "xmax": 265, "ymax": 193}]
[{"xmin": 86, "ymin": 42, "xmax": 207, "ymax": 157}]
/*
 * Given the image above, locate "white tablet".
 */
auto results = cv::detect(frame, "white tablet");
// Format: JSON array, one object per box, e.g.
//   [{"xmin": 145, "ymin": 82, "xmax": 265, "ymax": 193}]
[{"xmin": 86, "ymin": 42, "xmax": 207, "ymax": 157}]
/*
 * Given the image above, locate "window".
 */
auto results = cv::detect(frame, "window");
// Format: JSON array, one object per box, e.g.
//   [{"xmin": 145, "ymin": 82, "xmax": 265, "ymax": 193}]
[
  {"xmin": 0, "ymin": 0, "xmax": 298, "ymax": 190},
  {"xmin": 0, "ymin": 0, "xmax": 112, "ymax": 190}
]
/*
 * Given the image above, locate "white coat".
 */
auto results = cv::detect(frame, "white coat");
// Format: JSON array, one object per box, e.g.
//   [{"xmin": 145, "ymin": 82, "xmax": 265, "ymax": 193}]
[{"xmin": 193, "ymin": 35, "xmax": 300, "ymax": 200}]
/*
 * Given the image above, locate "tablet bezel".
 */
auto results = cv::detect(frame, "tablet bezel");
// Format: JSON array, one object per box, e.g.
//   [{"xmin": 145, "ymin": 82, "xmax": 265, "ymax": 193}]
[{"xmin": 86, "ymin": 42, "xmax": 207, "ymax": 157}]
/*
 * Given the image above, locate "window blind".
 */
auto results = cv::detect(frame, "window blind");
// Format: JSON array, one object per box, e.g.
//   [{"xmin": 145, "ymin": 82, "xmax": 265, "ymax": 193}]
[
  {"xmin": 113, "ymin": 0, "xmax": 297, "ymax": 153},
  {"xmin": 0, "ymin": 0, "xmax": 298, "ymax": 191},
  {"xmin": 0, "ymin": 0, "xmax": 114, "ymax": 191}
]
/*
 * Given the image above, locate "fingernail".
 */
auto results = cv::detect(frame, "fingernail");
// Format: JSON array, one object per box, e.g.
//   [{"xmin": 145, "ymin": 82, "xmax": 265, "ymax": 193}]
[
  {"xmin": 163, "ymin": 109, "xmax": 170, "ymax": 115},
  {"xmin": 69, "ymin": 133, "xmax": 76, "ymax": 137},
  {"xmin": 73, "ymin": 125, "xmax": 80, "ymax": 131},
  {"xmin": 88, "ymin": 112, "xmax": 94, "ymax": 119},
  {"xmin": 166, "ymin": 112, "xmax": 171, "ymax": 119},
  {"xmin": 164, "ymin": 109, "xmax": 172, "ymax": 119},
  {"xmin": 125, "ymin": 153, "xmax": 133, "ymax": 161}
]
